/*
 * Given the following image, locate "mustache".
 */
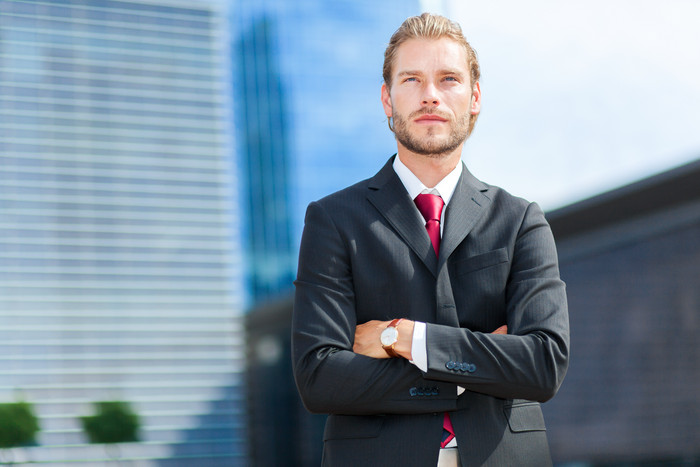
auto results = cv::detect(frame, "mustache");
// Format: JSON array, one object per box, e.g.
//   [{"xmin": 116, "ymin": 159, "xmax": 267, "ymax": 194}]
[{"xmin": 408, "ymin": 107, "xmax": 451, "ymax": 120}]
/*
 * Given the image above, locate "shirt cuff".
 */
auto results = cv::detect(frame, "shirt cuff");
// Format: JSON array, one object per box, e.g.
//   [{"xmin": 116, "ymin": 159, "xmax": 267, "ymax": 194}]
[
  {"xmin": 410, "ymin": 321, "xmax": 466, "ymax": 396},
  {"xmin": 409, "ymin": 321, "xmax": 428, "ymax": 372}
]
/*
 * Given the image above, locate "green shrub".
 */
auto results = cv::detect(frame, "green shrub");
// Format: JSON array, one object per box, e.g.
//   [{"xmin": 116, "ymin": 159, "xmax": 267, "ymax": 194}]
[
  {"xmin": 81, "ymin": 401, "xmax": 140, "ymax": 444},
  {"xmin": 0, "ymin": 401, "xmax": 40, "ymax": 449}
]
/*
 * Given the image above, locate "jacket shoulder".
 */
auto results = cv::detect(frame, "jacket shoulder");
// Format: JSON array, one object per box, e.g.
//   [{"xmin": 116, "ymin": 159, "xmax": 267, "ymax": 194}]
[{"xmin": 317, "ymin": 177, "xmax": 373, "ymax": 204}]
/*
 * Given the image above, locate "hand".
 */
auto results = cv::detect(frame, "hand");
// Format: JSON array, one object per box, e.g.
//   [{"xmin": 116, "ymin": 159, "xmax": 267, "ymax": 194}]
[
  {"xmin": 353, "ymin": 320, "xmax": 392, "ymax": 358},
  {"xmin": 492, "ymin": 325, "xmax": 507, "ymax": 335}
]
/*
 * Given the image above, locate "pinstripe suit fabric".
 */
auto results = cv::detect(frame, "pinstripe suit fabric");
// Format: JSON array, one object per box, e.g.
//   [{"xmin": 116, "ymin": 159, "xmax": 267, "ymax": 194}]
[{"xmin": 292, "ymin": 156, "xmax": 569, "ymax": 466}]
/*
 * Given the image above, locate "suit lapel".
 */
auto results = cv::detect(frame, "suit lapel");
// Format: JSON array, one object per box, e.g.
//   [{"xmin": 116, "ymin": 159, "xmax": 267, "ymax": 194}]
[
  {"xmin": 366, "ymin": 158, "xmax": 439, "ymax": 276},
  {"xmin": 431, "ymin": 165, "xmax": 491, "ymax": 326},
  {"xmin": 439, "ymin": 164, "xmax": 491, "ymax": 268}
]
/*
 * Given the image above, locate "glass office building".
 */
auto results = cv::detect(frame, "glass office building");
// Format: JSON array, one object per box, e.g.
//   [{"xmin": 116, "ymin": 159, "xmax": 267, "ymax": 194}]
[
  {"xmin": 233, "ymin": 0, "xmax": 421, "ymax": 304},
  {"xmin": 0, "ymin": 0, "xmax": 245, "ymax": 464},
  {"xmin": 235, "ymin": 12, "xmax": 295, "ymax": 302}
]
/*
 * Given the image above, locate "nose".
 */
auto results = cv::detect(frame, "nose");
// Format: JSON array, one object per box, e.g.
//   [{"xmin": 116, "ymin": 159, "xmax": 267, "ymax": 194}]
[{"xmin": 421, "ymin": 82, "xmax": 440, "ymax": 106}]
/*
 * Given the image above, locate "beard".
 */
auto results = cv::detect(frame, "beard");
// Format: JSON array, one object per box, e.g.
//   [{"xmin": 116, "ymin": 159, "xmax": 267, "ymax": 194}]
[{"xmin": 392, "ymin": 107, "xmax": 470, "ymax": 158}]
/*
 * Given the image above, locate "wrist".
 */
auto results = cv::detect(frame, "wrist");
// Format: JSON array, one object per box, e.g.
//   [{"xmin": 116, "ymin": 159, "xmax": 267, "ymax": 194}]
[{"xmin": 394, "ymin": 319, "xmax": 414, "ymax": 360}]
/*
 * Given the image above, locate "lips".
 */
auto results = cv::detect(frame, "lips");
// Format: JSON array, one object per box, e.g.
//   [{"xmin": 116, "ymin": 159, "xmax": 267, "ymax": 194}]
[{"xmin": 414, "ymin": 113, "xmax": 448, "ymax": 123}]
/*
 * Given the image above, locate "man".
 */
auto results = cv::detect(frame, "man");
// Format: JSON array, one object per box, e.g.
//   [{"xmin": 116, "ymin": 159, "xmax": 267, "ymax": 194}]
[{"xmin": 292, "ymin": 13, "xmax": 569, "ymax": 467}]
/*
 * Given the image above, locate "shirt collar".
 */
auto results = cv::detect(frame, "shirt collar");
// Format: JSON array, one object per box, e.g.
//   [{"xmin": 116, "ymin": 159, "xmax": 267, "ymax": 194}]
[{"xmin": 392, "ymin": 154, "xmax": 462, "ymax": 205}]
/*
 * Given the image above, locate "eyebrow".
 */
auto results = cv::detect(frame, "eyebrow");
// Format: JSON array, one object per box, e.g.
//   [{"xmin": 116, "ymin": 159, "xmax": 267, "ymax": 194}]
[
  {"xmin": 397, "ymin": 69, "xmax": 466, "ymax": 78},
  {"xmin": 397, "ymin": 70, "xmax": 424, "ymax": 78}
]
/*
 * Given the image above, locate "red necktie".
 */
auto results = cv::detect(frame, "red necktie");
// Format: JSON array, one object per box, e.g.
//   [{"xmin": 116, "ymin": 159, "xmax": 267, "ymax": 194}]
[
  {"xmin": 414, "ymin": 194, "xmax": 455, "ymax": 447},
  {"xmin": 414, "ymin": 193, "xmax": 444, "ymax": 257}
]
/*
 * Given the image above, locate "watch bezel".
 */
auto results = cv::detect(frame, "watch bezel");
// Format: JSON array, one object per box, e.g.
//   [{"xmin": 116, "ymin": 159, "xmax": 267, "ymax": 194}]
[{"xmin": 380, "ymin": 326, "xmax": 399, "ymax": 346}]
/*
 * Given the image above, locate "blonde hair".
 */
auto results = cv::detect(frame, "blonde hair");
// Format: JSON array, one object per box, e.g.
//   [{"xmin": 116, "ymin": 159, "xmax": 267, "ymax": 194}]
[{"xmin": 383, "ymin": 13, "xmax": 481, "ymax": 135}]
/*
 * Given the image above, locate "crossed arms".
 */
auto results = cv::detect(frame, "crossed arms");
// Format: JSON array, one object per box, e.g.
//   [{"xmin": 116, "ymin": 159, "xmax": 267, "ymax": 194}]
[
  {"xmin": 353, "ymin": 319, "xmax": 507, "ymax": 360},
  {"xmin": 292, "ymin": 199, "xmax": 569, "ymax": 416}
]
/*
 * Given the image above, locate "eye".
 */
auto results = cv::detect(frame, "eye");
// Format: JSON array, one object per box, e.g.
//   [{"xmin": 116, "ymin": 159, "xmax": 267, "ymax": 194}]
[
  {"xmin": 444, "ymin": 76, "xmax": 458, "ymax": 82},
  {"xmin": 403, "ymin": 77, "xmax": 418, "ymax": 83}
]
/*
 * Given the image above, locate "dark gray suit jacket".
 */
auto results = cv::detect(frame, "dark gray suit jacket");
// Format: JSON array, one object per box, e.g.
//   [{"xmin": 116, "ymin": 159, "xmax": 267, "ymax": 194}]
[{"xmin": 292, "ymin": 156, "xmax": 569, "ymax": 466}]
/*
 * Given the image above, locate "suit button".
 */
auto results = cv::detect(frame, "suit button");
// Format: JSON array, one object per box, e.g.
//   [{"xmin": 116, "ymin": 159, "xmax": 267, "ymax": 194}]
[
  {"xmin": 459, "ymin": 362, "xmax": 469, "ymax": 372},
  {"xmin": 446, "ymin": 361, "xmax": 456, "ymax": 370},
  {"xmin": 467, "ymin": 364, "xmax": 477, "ymax": 373},
  {"xmin": 432, "ymin": 387, "xmax": 440, "ymax": 396},
  {"xmin": 409, "ymin": 387, "xmax": 418, "ymax": 397}
]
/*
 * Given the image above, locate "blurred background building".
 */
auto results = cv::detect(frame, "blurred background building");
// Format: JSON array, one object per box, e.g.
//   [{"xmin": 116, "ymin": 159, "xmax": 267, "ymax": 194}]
[
  {"xmin": 0, "ymin": 0, "xmax": 245, "ymax": 464},
  {"xmin": 544, "ymin": 159, "xmax": 700, "ymax": 465}
]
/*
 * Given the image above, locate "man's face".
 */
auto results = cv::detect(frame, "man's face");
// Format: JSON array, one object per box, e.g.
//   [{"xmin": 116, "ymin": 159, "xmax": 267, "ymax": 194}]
[{"xmin": 381, "ymin": 37, "xmax": 481, "ymax": 158}]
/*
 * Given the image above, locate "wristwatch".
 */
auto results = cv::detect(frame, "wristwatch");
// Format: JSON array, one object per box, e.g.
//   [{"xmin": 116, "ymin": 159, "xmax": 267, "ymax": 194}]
[{"xmin": 380, "ymin": 318, "xmax": 403, "ymax": 357}]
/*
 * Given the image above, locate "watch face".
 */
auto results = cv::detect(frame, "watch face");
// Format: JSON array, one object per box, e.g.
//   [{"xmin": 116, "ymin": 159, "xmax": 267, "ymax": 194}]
[{"xmin": 380, "ymin": 327, "xmax": 399, "ymax": 346}]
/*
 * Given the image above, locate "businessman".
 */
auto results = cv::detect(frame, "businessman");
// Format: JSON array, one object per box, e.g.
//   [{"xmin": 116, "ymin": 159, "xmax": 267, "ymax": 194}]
[{"xmin": 292, "ymin": 13, "xmax": 569, "ymax": 467}]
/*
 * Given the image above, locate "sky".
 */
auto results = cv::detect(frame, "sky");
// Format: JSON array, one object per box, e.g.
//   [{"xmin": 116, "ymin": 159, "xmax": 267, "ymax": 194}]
[{"xmin": 417, "ymin": 0, "xmax": 700, "ymax": 210}]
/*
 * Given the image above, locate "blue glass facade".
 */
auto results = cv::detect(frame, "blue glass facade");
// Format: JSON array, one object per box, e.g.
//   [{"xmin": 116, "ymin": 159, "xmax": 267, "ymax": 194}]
[
  {"xmin": 235, "ymin": 14, "xmax": 295, "ymax": 302},
  {"xmin": 0, "ymin": 0, "xmax": 245, "ymax": 464},
  {"xmin": 233, "ymin": 0, "xmax": 422, "ymax": 304}
]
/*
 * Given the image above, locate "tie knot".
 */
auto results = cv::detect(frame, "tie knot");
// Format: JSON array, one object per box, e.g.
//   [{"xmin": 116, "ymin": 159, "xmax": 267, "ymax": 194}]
[{"xmin": 414, "ymin": 193, "xmax": 444, "ymax": 222}]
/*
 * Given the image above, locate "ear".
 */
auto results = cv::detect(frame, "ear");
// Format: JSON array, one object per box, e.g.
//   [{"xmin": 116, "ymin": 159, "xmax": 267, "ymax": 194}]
[
  {"xmin": 381, "ymin": 83, "xmax": 393, "ymax": 117},
  {"xmin": 470, "ymin": 81, "xmax": 481, "ymax": 115}
]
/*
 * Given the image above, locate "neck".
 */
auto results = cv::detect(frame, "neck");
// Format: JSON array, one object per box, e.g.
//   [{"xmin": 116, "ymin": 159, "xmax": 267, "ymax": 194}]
[{"xmin": 396, "ymin": 144, "xmax": 463, "ymax": 188}]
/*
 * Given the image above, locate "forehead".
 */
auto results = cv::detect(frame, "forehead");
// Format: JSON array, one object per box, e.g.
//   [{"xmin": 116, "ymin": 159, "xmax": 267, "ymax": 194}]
[{"xmin": 392, "ymin": 37, "xmax": 469, "ymax": 76}]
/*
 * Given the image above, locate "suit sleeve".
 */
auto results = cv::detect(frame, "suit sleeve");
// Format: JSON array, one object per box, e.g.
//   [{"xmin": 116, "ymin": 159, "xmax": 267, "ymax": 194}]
[
  {"xmin": 292, "ymin": 201, "xmax": 458, "ymax": 415},
  {"xmin": 423, "ymin": 202, "xmax": 570, "ymax": 402}
]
